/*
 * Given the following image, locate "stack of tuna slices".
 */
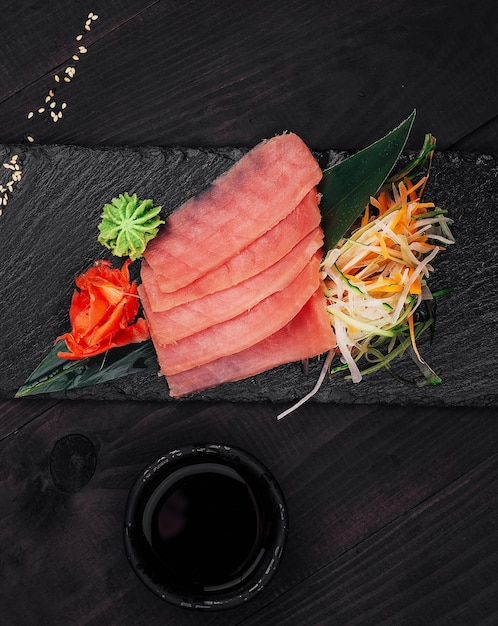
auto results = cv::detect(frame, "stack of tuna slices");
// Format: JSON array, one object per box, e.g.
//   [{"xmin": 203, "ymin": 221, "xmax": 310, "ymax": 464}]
[{"xmin": 138, "ymin": 132, "xmax": 336, "ymax": 397}]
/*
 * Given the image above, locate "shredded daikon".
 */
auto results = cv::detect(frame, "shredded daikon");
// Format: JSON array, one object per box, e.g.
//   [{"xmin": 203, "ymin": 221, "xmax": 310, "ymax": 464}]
[{"xmin": 277, "ymin": 172, "xmax": 454, "ymax": 420}]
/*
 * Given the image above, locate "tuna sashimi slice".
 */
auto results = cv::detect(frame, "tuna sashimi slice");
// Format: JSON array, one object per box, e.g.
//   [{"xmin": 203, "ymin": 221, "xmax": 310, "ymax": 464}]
[
  {"xmin": 138, "ymin": 227, "xmax": 323, "ymax": 343},
  {"xmin": 142, "ymin": 188, "xmax": 322, "ymax": 308},
  {"xmin": 143, "ymin": 133, "xmax": 322, "ymax": 292},
  {"xmin": 166, "ymin": 289, "xmax": 335, "ymax": 398},
  {"xmin": 143, "ymin": 253, "xmax": 322, "ymax": 375}
]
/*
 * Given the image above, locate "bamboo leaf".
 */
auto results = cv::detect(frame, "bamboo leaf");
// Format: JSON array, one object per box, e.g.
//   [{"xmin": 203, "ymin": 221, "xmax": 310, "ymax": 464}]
[
  {"xmin": 15, "ymin": 340, "xmax": 157, "ymax": 397},
  {"xmin": 319, "ymin": 110, "xmax": 416, "ymax": 251}
]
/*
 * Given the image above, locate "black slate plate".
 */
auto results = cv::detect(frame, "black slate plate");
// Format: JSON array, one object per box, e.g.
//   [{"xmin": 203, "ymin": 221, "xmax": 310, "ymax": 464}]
[{"xmin": 1, "ymin": 143, "xmax": 497, "ymax": 406}]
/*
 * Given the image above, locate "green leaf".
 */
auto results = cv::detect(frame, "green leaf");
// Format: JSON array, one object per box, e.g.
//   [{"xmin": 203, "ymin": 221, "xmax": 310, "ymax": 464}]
[
  {"xmin": 319, "ymin": 110, "xmax": 416, "ymax": 252},
  {"xmin": 15, "ymin": 340, "xmax": 158, "ymax": 397}
]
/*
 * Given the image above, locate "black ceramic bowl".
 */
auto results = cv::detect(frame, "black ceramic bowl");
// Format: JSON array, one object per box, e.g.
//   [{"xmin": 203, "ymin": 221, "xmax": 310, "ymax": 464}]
[{"xmin": 124, "ymin": 444, "xmax": 288, "ymax": 610}]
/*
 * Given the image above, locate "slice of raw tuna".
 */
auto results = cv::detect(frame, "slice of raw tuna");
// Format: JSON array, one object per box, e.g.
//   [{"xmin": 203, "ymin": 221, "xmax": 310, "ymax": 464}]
[
  {"xmin": 138, "ymin": 227, "xmax": 323, "ymax": 343},
  {"xmin": 139, "ymin": 228, "xmax": 322, "ymax": 342},
  {"xmin": 165, "ymin": 288, "xmax": 335, "ymax": 397},
  {"xmin": 143, "ymin": 133, "xmax": 322, "ymax": 292},
  {"xmin": 142, "ymin": 252, "xmax": 322, "ymax": 375},
  {"xmin": 142, "ymin": 187, "xmax": 322, "ymax": 308}
]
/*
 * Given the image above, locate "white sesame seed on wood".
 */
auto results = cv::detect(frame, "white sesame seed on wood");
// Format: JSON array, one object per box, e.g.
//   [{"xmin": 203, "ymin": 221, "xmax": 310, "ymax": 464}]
[
  {"xmin": 27, "ymin": 135, "xmax": 35, "ymax": 143},
  {"xmin": 55, "ymin": 74, "xmax": 60, "ymax": 82},
  {"xmin": 27, "ymin": 111, "xmax": 34, "ymax": 119},
  {"xmin": 76, "ymin": 34, "xmax": 83, "ymax": 41}
]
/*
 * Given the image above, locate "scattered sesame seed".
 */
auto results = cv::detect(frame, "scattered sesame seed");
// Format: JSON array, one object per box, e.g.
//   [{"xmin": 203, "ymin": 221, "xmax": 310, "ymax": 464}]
[
  {"xmin": 7, "ymin": 181, "xmax": 14, "ymax": 191},
  {"xmin": 76, "ymin": 34, "xmax": 83, "ymax": 41},
  {"xmin": 91, "ymin": 14, "xmax": 98, "ymax": 20},
  {"xmin": 0, "ymin": 186, "xmax": 4, "ymax": 193},
  {"xmin": 49, "ymin": 89, "xmax": 54, "ymax": 97},
  {"xmin": 88, "ymin": 11, "xmax": 94, "ymax": 18},
  {"xmin": 55, "ymin": 74, "xmax": 60, "ymax": 82},
  {"xmin": 61, "ymin": 102, "xmax": 67, "ymax": 109},
  {"xmin": 0, "ymin": 208, "xmax": 3, "ymax": 215},
  {"xmin": 27, "ymin": 135, "xmax": 35, "ymax": 143},
  {"xmin": 78, "ymin": 46, "xmax": 88, "ymax": 54},
  {"xmin": 27, "ymin": 111, "xmax": 34, "ymax": 119},
  {"xmin": 45, "ymin": 95, "xmax": 51, "ymax": 103},
  {"xmin": 38, "ymin": 107, "xmax": 45, "ymax": 113},
  {"xmin": 3, "ymin": 163, "xmax": 15, "ymax": 170},
  {"xmin": 49, "ymin": 101, "xmax": 56, "ymax": 109},
  {"xmin": 58, "ymin": 111, "xmax": 63, "ymax": 119},
  {"xmin": 11, "ymin": 155, "xmax": 18, "ymax": 163},
  {"xmin": 63, "ymin": 77, "xmax": 71, "ymax": 83}
]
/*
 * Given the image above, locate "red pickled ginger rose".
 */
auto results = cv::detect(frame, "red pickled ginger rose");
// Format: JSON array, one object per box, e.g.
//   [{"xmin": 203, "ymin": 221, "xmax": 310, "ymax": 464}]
[{"xmin": 56, "ymin": 259, "xmax": 150, "ymax": 360}]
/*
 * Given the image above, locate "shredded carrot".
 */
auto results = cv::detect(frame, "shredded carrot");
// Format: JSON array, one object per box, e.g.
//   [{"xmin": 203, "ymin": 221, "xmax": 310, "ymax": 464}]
[{"xmin": 320, "ymin": 172, "xmax": 454, "ymax": 384}]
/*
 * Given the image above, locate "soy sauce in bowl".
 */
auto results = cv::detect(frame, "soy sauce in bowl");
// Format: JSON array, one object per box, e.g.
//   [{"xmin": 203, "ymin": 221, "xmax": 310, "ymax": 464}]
[{"xmin": 124, "ymin": 445, "xmax": 288, "ymax": 610}]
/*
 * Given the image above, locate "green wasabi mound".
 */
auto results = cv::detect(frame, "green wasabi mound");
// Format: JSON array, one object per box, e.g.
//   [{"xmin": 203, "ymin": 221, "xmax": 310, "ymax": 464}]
[{"xmin": 98, "ymin": 192, "xmax": 164, "ymax": 260}]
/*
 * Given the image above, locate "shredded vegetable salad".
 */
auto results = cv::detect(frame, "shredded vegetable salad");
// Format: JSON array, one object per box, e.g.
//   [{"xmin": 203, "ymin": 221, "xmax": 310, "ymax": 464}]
[{"xmin": 277, "ymin": 136, "xmax": 454, "ymax": 419}]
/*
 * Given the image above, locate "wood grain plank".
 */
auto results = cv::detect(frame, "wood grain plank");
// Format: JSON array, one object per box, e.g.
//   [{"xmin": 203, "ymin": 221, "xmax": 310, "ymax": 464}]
[
  {"xmin": 0, "ymin": 0, "xmax": 160, "ymax": 101},
  {"xmin": 0, "ymin": 400, "xmax": 497, "ymax": 624},
  {"xmin": 0, "ymin": 0, "xmax": 496, "ymax": 151},
  {"xmin": 0, "ymin": 398, "xmax": 60, "ymax": 441},
  {"xmin": 240, "ymin": 453, "xmax": 498, "ymax": 625}
]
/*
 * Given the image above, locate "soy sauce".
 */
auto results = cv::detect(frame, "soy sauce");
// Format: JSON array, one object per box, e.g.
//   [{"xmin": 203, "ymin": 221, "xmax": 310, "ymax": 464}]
[
  {"xmin": 143, "ymin": 464, "xmax": 261, "ymax": 590},
  {"xmin": 124, "ymin": 445, "xmax": 288, "ymax": 610}
]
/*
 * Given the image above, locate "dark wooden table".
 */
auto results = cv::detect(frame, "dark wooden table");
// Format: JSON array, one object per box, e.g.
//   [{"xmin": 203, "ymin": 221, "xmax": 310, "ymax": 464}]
[{"xmin": 1, "ymin": 2, "xmax": 497, "ymax": 624}]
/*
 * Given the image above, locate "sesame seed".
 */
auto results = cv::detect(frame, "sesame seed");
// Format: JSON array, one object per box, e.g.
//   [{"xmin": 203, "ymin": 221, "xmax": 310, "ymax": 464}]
[
  {"xmin": 7, "ymin": 181, "xmax": 14, "ymax": 191},
  {"xmin": 64, "ymin": 77, "xmax": 71, "ymax": 82},
  {"xmin": 61, "ymin": 102, "xmax": 67, "ymax": 109},
  {"xmin": 27, "ymin": 111, "xmax": 34, "ymax": 119},
  {"xmin": 38, "ymin": 107, "xmax": 45, "ymax": 113},
  {"xmin": 0, "ymin": 208, "xmax": 3, "ymax": 215},
  {"xmin": 79, "ymin": 46, "xmax": 88, "ymax": 54},
  {"xmin": 76, "ymin": 34, "xmax": 83, "ymax": 41},
  {"xmin": 55, "ymin": 74, "xmax": 60, "ymax": 82},
  {"xmin": 91, "ymin": 14, "xmax": 98, "ymax": 20},
  {"xmin": 11, "ymin": 155, "xmax": 18, "ymax": 163},
  {"xmin": 45, "ymin": 95, "xmax": 51, "ymax": 103},
  {"xmin": 50, "ymin": 101, "xmax": 56, "ymax": 108},
  {"xmin": 0, "ymin": 186, "xmax": 4, "ymax": 193},
  {"xmin": 27, "ymin": 135, "xmax": 35, "ymax": 143},
  {"xmin": 3, "ymin": 163, "xmax": 14, "ymax": 170},
  {"xmin": 88, "ymin": 11, "xmax": 94, "ymax": 18},
  {"xmin": 49, "ymin": 89, "xmax": 54, "ymax": 97},
  {"xmin": 85, "ymin": 23, "xmax": 91, "ymax": 31},
  {"xmin": 58, "ymin": 111, "xmax": 63, "ymax": 119},
  {"xmin": 72, "ymin": 54, "xmax": 79, "ymax": 61}
]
